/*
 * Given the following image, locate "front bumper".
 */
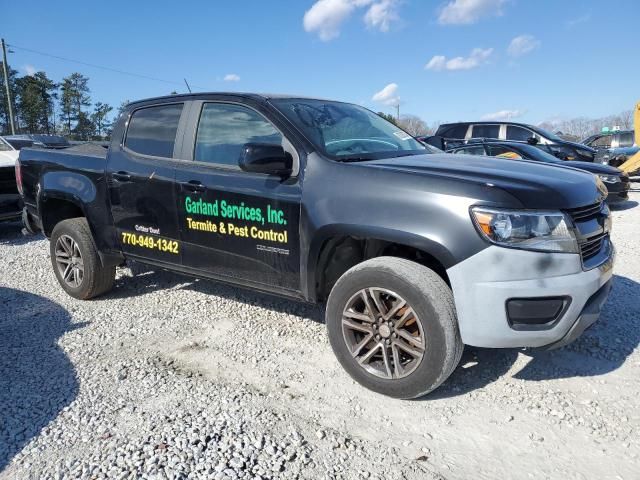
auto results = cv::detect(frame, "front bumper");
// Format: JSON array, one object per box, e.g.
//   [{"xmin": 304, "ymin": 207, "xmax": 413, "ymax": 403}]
[
  {"xmin": 447, "ymin": 245, "xmax": 614, "ymax": 348},
  {"xmin": 0, "ymin": 193, "xmax": 22, "ymax": 221},
  {"xmin": 545, "ymin": 278, "xmax": 613, "ymax": 350}
]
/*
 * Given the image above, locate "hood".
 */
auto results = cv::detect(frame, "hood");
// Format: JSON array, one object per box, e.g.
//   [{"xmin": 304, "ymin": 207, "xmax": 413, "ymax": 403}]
[
  {"xmin": 561, "ymin": 160, "xmax": 621, "ymax": 175},
  {"xmin": 364, "ymin": 153, "xmax": 606, "ymax": 209},
  {"xmin": 559, "ymin": 139, "xmax": 596, "ymax": 153}
]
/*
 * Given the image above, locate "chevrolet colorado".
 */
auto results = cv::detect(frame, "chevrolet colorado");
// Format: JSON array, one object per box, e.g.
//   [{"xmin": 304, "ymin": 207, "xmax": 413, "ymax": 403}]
[{"xmin": 18, "ymin": 93, "xmax": 614, "ymax": 398}]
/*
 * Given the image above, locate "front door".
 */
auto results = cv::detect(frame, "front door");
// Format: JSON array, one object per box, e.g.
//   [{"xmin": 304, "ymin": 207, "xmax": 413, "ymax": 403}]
[
  {"xmin": 107, "ymin": 102, "xmax": 185, "ymax": 265},
  {"xmin": 174, "ymin": 101, "xmax": 301, "ymax": 292}
]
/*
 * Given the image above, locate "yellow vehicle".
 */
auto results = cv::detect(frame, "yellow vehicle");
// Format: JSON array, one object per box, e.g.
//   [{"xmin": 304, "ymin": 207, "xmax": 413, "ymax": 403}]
[{"xmin": 619, "ymin": 102, "xmax": 640, "ymax": 176}]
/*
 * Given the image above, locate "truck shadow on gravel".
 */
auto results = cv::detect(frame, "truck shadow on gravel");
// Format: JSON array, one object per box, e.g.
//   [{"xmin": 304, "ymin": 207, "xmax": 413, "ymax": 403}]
[
  {"xmin": 109, "ymin": 262, "xmax": 325, "ymax": 323},
  {"xmin": 0, "ymin": 221, "xmax": 43, "ymax": 247},
  {"xmin": 609, "ymin": 200, "xmax": 638, "ymax": 211},
  {"xmin": 431, "ymin": 274, "xmax": 640, "ymax": 399},
  {"xmin": 0, "ymin": 287, "xmax": 84, "ymax": 473}
]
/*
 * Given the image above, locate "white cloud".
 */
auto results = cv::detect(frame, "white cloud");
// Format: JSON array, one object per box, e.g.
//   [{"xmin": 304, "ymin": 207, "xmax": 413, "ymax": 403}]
[
  {"xmin": 566, "ymin": 13, "xmax": 591, "ymax": 28},
  {"xmin": 481, "ymin": 109, "xmax": 526, "ymax": 121},
  {"xmin": 372, "ymin": 83, "xmax": 400, "ymax": 106},
  {"xmin": 438, "ymin": 0, "xmax": 506, "ymax": 25},
  {"xmin": 23, "ymin": 64, "xmax": 36, "ymax": 76},
  {"xmin": 507, "ymin": 35, "xmax": 540, "ymax": 57},
  {"xmin": 364, "ymin": 0, "xmax": 399, "ymax": 32},
  {"xmin": 303, "ymin": 0, "xmax": 399, "ymax": 41},
  {"xmin": 223, "ymin": 74, "xmax": 240, "ymax": 82},
  {"xmin": 425, "ymin": 47, "xmax": 493, "ymax": 71}
]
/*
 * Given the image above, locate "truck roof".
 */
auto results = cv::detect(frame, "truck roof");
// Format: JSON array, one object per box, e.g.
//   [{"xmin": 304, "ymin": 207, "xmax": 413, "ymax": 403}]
[{"xmin": 127, "ymin": 92, "xmax": 335, "ymax": 107}]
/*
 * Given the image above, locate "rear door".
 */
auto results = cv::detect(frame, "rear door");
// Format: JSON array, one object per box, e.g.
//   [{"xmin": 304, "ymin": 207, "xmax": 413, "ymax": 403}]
[
  {"xmin": 174, "ymin": 100, "xmax": 302, "ymax": 292},
  {"xmin": 107, "ymin": 102, "xmax": 187, "ymax": 265}
]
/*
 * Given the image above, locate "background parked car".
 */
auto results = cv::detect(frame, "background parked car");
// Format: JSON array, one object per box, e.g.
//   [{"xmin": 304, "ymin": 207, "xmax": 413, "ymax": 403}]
[
  {"xmin": 434, "ymin": 121, "xmax": 597, "ymax": 162},
  {"xmin": 447, "ymin": 139, "xmax": 630, "ymax": 204},
  {"xmin": 4, "ymin": 134, "xmax": 70, "ymax": 150},
  {"xmin": 0, "ymin": 137, "xmax": 22, "ymax": 221},
  {"xmin": 582, "ymin": 130, "xmax": 639, "ymax": 167}
]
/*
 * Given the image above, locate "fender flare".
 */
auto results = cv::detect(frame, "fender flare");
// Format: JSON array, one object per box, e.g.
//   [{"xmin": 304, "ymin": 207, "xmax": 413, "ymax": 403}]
[{"xmin": 303, "ymin": 223, "xmax": 456, "ymax": 301}]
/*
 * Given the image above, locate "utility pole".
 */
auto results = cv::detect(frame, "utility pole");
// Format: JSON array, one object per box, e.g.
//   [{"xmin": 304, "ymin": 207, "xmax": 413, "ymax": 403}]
[{"xmin": 1, "ymin": 38, "xmax": 16, "ymax": 135}]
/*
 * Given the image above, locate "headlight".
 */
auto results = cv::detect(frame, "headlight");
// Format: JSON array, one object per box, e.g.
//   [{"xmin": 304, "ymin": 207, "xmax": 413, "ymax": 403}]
[
  {"xmin": 470, "ymin": 207, "xmax": 578, "ymax": 253},
  {"xmin": 598, "ymin": 174, "xmax": 620, "ymax": 184}
]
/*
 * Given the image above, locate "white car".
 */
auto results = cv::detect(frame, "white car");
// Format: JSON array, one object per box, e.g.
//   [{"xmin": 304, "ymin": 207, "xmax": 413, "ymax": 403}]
[{"xmin": 0, "ymin": 136, "xmax": 22, "ymax": 221}]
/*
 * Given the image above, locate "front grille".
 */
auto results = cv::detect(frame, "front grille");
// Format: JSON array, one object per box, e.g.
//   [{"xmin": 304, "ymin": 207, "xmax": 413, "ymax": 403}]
[
  {"xmin": 0, "ymin": 167, "xmax": 17, "ymax": 194},
  {"xmin": 566, "ymin": 202, "xmax": 601, "ymax": 222},
  {"xmin": 580, "ymin": 233, "xmax": 607, "ymax": 261},
  {"xmin": 565, "ymin": 201, "xmax": 610, "ymax": 268}
]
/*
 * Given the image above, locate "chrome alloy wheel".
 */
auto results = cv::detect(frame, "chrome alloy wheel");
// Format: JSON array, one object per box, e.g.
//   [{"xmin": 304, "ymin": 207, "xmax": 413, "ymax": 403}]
[
  {"xmin": 54, "ymin": 234, "xmax": 84, "ymax": 288},
  {"xmin": 341, "ymin": 288, "xmax": 425, "ymax": 379}
]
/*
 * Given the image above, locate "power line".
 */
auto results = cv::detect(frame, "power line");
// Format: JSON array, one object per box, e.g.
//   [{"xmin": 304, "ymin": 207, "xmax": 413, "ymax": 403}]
[{"xmin": 7, "ymin": 43, "xmax": 209, "ymax": 90}]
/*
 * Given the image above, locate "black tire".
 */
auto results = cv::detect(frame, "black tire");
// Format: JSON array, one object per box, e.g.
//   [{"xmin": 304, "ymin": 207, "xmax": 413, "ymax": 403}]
[
  {"xmin": 326, "ymin": 256, "xmax": 463, "ymax": 399},
  {"xmin": 50, "ymin": 218, "xmax": 115, "ymax": 300}
]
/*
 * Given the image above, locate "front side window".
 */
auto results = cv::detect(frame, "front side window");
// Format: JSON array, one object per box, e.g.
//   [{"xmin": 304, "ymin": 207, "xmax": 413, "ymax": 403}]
[
  {"xmin": 471, "ymin": 124, "xmax": 499, "ymax": 139},
  {"xmin": 592, "ymin": 135, "xmax": 612, "ymax": 148},
  {"xmin": 272, "ymin": 99, "xmax": 426, "ymax": 161},
  {"xmin": 124, "ymin": 103, "xmax": 183, "ymax": 158},
  {"xmin": 506, "ymin": 125, "xmax": 533, "ymax": 142},
  {"xmin": 618, "ymin": 132, "xmax": 634, "ymax": 148},
  {"xmin": 195, "ymin": 103, "xmax": 282, "ymax": 167}
]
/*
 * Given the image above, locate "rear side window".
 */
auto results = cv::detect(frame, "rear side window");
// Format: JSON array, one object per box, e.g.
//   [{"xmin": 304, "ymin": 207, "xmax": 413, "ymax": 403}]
[
  {"xmin": 487, "ymin": 145, "xmax": 523, "ymax": 159},
  {"xmin": 506, "ymin": 126, "xmax": 533, "ymax": 142},
  {"xmin": 124, "ymin": 103, "xmax": 184, "ymax": 158},
  {"xmin": 454, "ymin": 146, "xmax": 486, "ymax": 155},
  {"xmin": 439, "ymin": 124, "xmax": 468, "ymax": 139},
  {"xmin": 194, "ymin": 103, "xmax": 282, "ymax": 167},
  {"xmin": 471, "ymin": 124, "xmax": 499, "ymax": 139}
]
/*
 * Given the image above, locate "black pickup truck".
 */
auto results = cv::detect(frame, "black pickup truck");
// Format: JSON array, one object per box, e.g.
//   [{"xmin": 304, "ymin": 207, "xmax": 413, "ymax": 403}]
[{"xmin": 18, "ymin": 93, "xmax": 615, "ymax": 398}]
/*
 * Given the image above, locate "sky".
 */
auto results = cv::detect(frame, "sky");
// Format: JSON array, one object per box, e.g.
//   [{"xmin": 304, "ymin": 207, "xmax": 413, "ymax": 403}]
[{"xmin": 3, "ymin": 0, "xmax": 639, "ymax": 126}]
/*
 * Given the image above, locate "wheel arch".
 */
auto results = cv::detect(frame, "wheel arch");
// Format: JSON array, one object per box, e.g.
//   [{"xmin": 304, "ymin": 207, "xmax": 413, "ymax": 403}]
[{"xmin": 306, "ymin": 224, "xmax": 456, "ymax": 302}]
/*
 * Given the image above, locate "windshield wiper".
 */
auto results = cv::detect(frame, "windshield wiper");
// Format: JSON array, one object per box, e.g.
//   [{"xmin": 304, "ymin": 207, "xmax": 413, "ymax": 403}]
[{"xmin": 336, "ymin": 156, "xmax": 376, "ymax": 163}]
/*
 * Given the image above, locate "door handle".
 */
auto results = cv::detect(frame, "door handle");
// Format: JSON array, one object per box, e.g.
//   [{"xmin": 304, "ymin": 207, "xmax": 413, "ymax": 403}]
[
  {"xmin": 112, "ymin": 171, "xmax": 131, "ymax": 182},
  {"xmin": 180, "ymin": 180, "xmax": 206, "ymax": 193}
]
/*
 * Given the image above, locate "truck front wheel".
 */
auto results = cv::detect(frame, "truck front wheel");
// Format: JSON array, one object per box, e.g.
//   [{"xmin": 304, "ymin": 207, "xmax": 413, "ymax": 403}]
[
  {"xmin": 326, "ymin": 257, "xmax": 463, "ymax": 399},
  {"xmin": 50, "ymin": 218, "xmax": 115, "ymax": 300}
]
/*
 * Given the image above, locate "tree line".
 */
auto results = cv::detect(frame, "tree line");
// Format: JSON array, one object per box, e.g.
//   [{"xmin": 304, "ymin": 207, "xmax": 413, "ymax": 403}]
[{"xmin": 0, "ymin": 64, "xmax": 128, "ymax": 140}]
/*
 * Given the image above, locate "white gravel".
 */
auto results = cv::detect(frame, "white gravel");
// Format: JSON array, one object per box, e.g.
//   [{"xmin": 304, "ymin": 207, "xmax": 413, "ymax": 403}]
[{"xmin": 1, "ymin": 191, "xmax": 639, "ymax": 480}]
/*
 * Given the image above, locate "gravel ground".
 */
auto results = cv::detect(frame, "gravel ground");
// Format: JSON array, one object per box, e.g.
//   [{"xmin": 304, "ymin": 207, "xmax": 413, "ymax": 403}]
[{"xmin": 1, "ymin": 191, "xmax": 639, "ymax": 480}]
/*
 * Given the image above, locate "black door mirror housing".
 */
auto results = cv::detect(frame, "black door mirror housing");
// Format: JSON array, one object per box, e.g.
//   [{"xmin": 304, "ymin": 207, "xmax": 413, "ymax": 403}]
[
  {"xmin": 526, "ymin": 137, "xmax": 539, "ymax": 145},
  {"xmin": 239, "ymin": 143, "xmax": 293, "ymax": 176}
]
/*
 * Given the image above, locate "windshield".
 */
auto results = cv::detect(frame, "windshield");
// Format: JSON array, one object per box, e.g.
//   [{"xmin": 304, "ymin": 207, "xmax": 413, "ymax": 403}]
[
  {"xmin": 0, "ymin": 137, "xmax": 13, "ymax": 152},
  {"xmin": 518, "ymin": 144, "xmax": 563, "ymax": 163},
  {"xmin": 530, "ymin": 125, "xmax": 564, "ymax": 142},
  {"xmin": 271, "ymin": 99, "xmax": 427, "ymax": 160}
]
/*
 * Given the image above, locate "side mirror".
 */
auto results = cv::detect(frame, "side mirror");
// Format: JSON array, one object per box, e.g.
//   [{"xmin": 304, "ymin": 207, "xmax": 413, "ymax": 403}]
[
  {"xmin": 239, "ymin": 143, "xmax": 292, "ymax": 176},
  {"xmin": 526, "ymin": 137, "xmax": 539, "ymax": 145}
]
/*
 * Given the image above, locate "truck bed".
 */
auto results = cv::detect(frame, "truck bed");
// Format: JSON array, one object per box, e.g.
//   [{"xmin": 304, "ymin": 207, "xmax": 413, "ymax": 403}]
[{"xmin": 18, "ymin": 144, "xmax": 109, "ymax": 213}]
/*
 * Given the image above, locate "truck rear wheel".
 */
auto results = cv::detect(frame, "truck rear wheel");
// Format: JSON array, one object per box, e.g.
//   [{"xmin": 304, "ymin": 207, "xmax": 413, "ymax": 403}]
[
  {"xmin": 50, "ymin": 218, "xmax": 115, "ymax": 300},
  {"xmin": 326, "ymin": 257, "xmax": 463, "ymax": 399}
]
